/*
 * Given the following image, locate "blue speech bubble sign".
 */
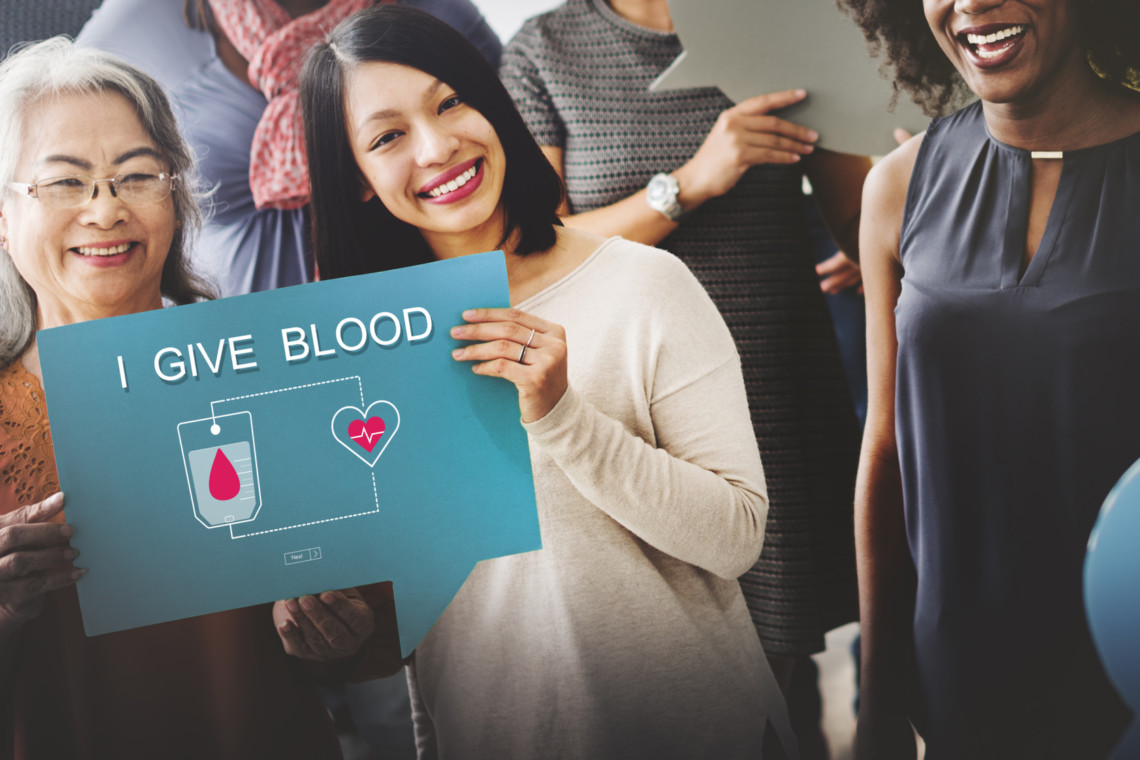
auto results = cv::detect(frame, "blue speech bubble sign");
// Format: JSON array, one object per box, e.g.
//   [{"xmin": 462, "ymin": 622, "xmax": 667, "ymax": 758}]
[
  {"xmin": 1085, "ymin": 458, "xmax": 1140, "ymax": 759},
  {"xmin": 37, "ymin": 252, "xmax": 540, "ymax": 657}
]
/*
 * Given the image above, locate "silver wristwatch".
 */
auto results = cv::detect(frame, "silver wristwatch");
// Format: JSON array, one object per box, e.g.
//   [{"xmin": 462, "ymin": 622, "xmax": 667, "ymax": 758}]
[{"xmin": 646, "ymin": 173, "xmax": 684, "ymax": 221}]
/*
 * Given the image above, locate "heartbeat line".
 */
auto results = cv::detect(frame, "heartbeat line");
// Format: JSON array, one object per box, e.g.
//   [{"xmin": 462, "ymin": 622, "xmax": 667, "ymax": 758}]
[{"xmin": 351, "ymin": 429, "xmax": 384, "ymax": 445}]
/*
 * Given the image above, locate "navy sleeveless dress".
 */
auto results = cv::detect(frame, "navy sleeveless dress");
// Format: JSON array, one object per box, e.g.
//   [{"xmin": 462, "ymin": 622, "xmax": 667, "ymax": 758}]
[{"xmin": 897, "ymin": 101, "xmax": 1137, "ymax": 757}]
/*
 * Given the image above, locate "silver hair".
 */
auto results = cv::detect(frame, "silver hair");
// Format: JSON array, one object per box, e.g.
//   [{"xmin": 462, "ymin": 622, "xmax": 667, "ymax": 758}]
[{"xmin": 0, "ymin": 37, "xmax": 212, "ymax": 369}]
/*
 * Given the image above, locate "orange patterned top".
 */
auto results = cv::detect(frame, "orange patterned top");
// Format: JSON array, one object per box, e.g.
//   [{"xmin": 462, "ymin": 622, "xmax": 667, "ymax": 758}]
[
  {"xmin": 0, "ymin": 360, "xmax": 59, "ymax": 512},
  {"xmin": 0, "ymin": 359, "xmax": 353, "ymax": 759}
]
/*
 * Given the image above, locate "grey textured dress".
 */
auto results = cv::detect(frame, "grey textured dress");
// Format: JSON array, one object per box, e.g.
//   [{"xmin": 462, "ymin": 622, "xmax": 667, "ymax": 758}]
[
  {"xmin": 501, "ymin": 0, "xmax": 860, "ymax": 655},
  {"xmin": 896, "ymin": 101, "xmax": 1135, "ymax": 757}
]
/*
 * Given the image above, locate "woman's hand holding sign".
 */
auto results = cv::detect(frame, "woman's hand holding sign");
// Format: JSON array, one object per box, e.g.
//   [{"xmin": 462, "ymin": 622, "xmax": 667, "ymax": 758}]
[
  {"xmin": 273, "ymin": 588, "xmax": 375, "ymax": 661},
  {"xmin": 0, "ymin": 492, "xmax": 83, "ymax": 635},
  {"xmin": 451, "ymin": 308, "xmax": 570, "ymax": 424}
]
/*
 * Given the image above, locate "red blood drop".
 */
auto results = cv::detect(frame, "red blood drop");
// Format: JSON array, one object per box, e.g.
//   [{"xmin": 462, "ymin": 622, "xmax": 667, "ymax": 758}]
[{"xmin": 208, "ymin": 448, "xmax": 241, "ymax": 501}]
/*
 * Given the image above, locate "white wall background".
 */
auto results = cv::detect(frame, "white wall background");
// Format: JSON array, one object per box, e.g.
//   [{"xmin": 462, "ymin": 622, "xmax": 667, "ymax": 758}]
[{"xmin": 476, "ymin": 0, "xmax": 563, "ymax": 45}]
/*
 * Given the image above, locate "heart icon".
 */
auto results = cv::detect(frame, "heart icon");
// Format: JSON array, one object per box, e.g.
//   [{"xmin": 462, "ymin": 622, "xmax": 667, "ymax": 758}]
[
  {"xmin": 347, "ymin": 416, "xmax": 385, "ymax": 452},
  {"xmin": 331, "ymin": 400, "xmax": 400, "ymax": 467}
]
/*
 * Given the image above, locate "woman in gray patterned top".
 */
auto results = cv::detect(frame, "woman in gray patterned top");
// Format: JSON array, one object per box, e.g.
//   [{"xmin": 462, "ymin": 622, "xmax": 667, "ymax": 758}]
[{"xmin": 501, "ymin": 0, "xmax": 869, "ymax": 692}]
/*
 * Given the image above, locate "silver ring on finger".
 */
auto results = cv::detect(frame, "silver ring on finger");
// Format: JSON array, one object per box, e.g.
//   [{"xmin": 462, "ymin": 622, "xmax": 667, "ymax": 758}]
[
  {"xmin": 525, "ymin": 328, "xmax": 536, "ymax": 348},
  {"xmin": 517, "ymin": 344, "xmax": 528, "ymax": 364}
]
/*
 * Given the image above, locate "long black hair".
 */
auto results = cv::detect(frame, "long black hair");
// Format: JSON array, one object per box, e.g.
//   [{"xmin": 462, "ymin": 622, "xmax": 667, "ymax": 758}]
[{"xmin": 301, "ymin": 5, "xmax": 563, "ymax": 278}]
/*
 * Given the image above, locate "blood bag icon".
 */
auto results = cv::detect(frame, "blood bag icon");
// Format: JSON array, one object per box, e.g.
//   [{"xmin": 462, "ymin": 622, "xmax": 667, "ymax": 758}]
[{"xmin": 177, "ymin": 412, "xmax": 262, "ymax": 528}]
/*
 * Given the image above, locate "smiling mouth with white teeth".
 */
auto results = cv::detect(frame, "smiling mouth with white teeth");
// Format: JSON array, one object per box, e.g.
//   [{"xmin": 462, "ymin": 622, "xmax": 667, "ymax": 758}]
[
  {"xmin": 75, "ymin": 242, "xmax": 133, "ymax": 257},
  {"xmin": 961, "ymin": 25, "xmax": 1027, "ymax": 59},
  {"xmin": 421, "ymin": 159, "xmax": 481, "ymax": 199}
]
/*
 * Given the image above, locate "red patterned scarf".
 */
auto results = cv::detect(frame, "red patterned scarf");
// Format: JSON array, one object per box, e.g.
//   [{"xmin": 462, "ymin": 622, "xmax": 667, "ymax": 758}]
[{"xmin": 207, "ymin": 0, "xmax": 374, "ymax": 209}]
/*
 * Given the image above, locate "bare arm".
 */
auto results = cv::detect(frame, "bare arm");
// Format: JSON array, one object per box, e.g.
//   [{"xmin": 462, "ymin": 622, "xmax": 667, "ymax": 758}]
[
  {"xmin": 542, "ymin": 90, "xmax": 819, "ymax": 246},
  {"xmin": 853, "ymin": 135, "xmax": 923, "ymax": 760}
]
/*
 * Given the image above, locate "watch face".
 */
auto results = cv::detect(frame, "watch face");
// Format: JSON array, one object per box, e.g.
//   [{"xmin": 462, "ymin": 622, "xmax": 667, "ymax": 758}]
[{"xmin": 646, "ymin": 174, "xmax": 681, "ymax": 219}]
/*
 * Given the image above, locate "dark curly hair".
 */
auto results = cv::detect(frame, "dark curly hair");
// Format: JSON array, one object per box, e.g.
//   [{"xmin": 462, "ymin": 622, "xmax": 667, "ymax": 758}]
[{"xmin": 841, "ymin": 0, "xmax": 1140, "ymax": 117}]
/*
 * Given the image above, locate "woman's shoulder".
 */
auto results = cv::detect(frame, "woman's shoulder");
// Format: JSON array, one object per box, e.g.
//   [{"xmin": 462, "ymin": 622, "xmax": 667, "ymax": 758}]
[
  {"xmin": 517, "ymin": 0, "xmax": 595, "ymax": 30},
  {"xmin": 582, "ymin": 238, "xmax": 731, "ymax": 337},
  {"xmin": 868, "ymin": 125, "xmax": 929, "ymax": 207},
  {"xmin": 856, "ymin": 131, "xmax": 928, "ymax": 268},
  {"xmin": 0, "ymin": 359, "xmax": 41, "ymax": 406},
  {"xmin": 581, "ymin": 234, "xmax": 701, "ymax": 289},
  {"xmin": 867, "ymin": 133, "xmax": 925, "ymax": 201},
  {"xmin": 538, "ymin": 233, "xmax": 739, "ymax": 392},
  {"xmin": 537, "ymin": 230, "xmax": 714, "ymax": 314},
  {"xmin": 76, "ymin": 0, "xmax": 214, "ymax": 94},
  {"xmin": 506, "ymin": 0, "xmax": 602, "ymax": 53}
]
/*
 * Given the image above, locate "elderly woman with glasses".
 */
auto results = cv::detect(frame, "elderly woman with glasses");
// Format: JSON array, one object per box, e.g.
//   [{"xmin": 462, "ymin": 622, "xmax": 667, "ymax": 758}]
[{"xmin": 0, "ymin": 38, "xmax": 397, "ymax": 758}]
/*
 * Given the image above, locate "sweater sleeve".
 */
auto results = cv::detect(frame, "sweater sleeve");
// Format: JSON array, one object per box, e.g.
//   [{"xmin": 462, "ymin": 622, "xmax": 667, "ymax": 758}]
[
  {"xmin": 499, "ymin": 21, "xmax": 566, "ymax": 149},
  {"xmin": 522, "ymin": 252, "xmax": 768, "ymax": 579}
]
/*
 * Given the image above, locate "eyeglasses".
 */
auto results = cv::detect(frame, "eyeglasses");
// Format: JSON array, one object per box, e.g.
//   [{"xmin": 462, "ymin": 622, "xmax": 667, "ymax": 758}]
[{"xmin": 7, "ymin": 172, "xmax": 177, "ymax": 208}]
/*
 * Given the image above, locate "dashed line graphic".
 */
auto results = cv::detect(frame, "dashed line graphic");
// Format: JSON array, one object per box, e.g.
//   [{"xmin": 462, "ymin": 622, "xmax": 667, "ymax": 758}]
[
  {"xmin": 229, "ymin": 473, "xmax": 380, "ymax": 539},
  {"xmin": 210, "ymin": 376, "xmax": 363, "ymax": 424}
]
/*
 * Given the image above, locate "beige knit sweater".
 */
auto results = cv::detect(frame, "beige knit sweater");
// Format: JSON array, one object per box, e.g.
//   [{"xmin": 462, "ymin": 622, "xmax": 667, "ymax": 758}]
[{"xmin": 408, "ymin": 238, "xmax": 794, "ymax": 759}]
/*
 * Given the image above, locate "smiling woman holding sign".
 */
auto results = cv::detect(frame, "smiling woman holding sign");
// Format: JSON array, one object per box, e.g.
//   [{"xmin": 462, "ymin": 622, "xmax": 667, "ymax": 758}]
[
  {"xmin": 302, "ymin": 6, "xmax": 796, "ymax": 758},
  {"xmin": 0, "ymin": 39, "xmax": 397, "ymax": 757}
]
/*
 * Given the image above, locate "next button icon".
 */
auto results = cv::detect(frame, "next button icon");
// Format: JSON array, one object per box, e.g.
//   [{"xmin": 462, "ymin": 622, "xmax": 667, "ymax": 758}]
[{"xmin": 284, "ymin": 547, "xmax": 324, "ymax": 565}]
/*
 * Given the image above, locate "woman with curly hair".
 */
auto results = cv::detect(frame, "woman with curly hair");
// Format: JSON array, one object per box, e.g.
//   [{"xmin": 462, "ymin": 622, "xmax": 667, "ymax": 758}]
[{"xmin": 842, "ymin": 0, "xmax": 1140, "ymax": 757}]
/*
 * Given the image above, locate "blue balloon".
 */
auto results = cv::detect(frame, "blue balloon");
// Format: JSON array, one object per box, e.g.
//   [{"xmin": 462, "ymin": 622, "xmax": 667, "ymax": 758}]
[{"xmin": 1086, "ymin": 458, "xmax": 1140, "ymax": 759}]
